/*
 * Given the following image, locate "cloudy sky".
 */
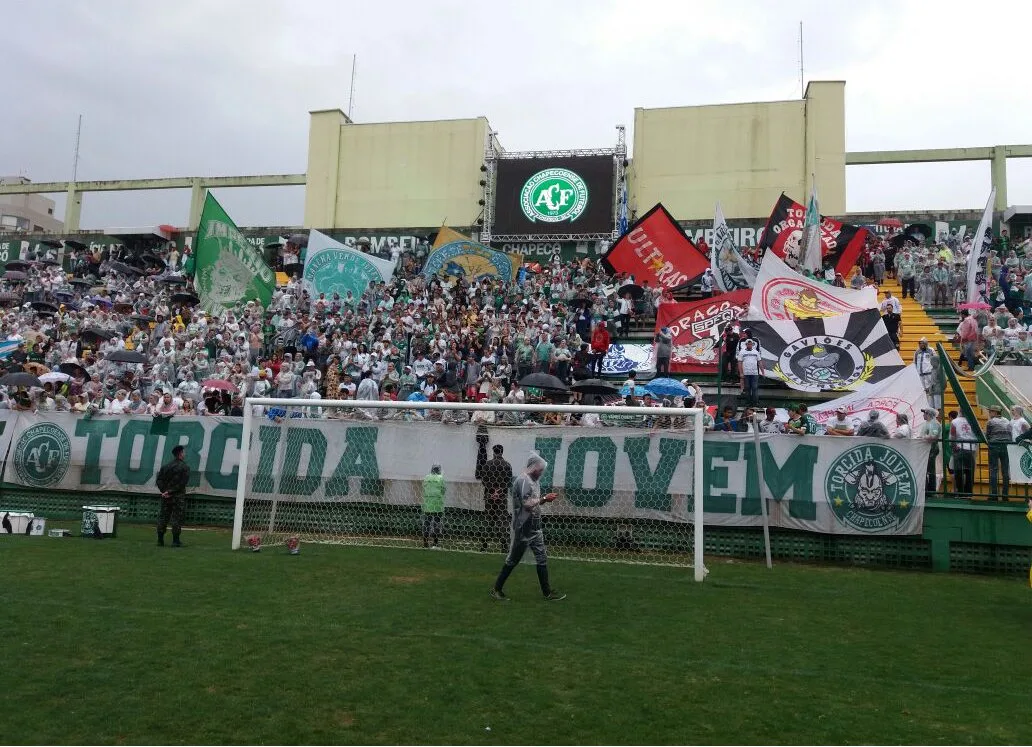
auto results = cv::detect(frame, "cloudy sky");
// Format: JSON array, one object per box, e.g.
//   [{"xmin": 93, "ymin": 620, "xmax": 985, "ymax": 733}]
[{"xmin": 5, "ymin": 0, "xmax": 1031, "ymax": 229}]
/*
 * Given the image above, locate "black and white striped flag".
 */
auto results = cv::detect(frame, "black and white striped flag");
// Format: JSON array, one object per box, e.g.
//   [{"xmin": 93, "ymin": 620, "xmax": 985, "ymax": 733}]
[{"xmin": 745, "ymin": 309, "xmax": 904, "ymax": 392}]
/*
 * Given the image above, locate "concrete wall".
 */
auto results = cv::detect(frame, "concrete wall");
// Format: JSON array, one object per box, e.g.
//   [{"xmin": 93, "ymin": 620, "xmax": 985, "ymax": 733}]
[
  {"xmin": 629, "ymin": 81, "xmax": 846, "ymax": 221},
  {"xmin": 304, "ymin": 111, "xmax": 488, "ymax": 230}
]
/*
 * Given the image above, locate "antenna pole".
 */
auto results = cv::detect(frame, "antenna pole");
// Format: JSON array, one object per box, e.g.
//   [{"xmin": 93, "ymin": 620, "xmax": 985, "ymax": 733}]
[
  {"xmin": 347, "ymin": 55, "xmax": 357, "ymax": 119},
  {"xmin": 799, "ymin": 22, "xmax": 804, "ymax": 98},
  {"xmin": 72, "ymin": 114, "xmax": 83, "ymax": 182}
]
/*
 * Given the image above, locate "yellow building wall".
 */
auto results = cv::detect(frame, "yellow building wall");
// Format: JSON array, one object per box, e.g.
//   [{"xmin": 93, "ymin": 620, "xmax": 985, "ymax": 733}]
[
  {"xmin": 629, "ymin": 81, "xmax": 846, "ymax": 220},
  {"xmin": 304, "ymin": 113, "xmax": 488, "ymax": 229}
]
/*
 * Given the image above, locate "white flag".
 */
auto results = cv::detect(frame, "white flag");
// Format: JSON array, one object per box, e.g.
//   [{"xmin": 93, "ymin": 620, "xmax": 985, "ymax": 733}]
[
  {"xmin": 965, "ymin": 188, "xmax": 996, "ymax": 305},
  {"xmin": 748, "ymin": 250, "xmax": 878, "ymax": 321},
  {"xmin": 710, "ymin": 202, "xmax": 758, "ymax": 292},
  {"xmin": 804, "ymin": 366, "xmax": 930, "ymax": 431}
]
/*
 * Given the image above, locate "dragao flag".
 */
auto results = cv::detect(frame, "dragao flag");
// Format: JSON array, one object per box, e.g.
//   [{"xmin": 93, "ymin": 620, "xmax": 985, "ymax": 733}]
[
  {"xmin": 757, "ymin": 193, "xmax": 869, "ymax": 276},
  {"xmin": 746, "ymin": 309, "xmax": 904, "ymax": 392},
  {"xmin": 654, "ymin": 290, "xmax": 751, "ymax": 373},
  {"xmin": 749, "ymin": 250, "xmax": 878, "ymax": 321},
  {"xmin": 602, "ymin": 204, "xmax": 709, "ymax": 289}
]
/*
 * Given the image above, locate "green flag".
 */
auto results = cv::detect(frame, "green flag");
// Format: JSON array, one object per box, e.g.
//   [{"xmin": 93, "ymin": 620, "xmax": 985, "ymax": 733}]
[{"xmin": 193, "ymin": 192, "xmax": 275, "ymax": 313}]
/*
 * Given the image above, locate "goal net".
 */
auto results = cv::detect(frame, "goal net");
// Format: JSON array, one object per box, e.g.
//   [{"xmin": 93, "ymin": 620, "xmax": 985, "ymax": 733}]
[{"xmin": 232, "ymin": 399, "xmax": 707, "ymax": 579}]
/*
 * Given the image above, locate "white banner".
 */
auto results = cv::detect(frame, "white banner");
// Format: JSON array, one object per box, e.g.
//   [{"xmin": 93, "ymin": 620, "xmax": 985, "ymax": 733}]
[
  {"xmin": 1009, "ymin": 444, "xmax": 1032, "ymax": 484},
  {"xmin": 303, "ymin": 229, "xmax": 397, "ymax": 303},
  {"xmin": 602, "ymin": 344, "xmax": 655, "ymax": 376},
  {"xmin": 2, "ymin": 413, "xmax": 243, "ymax": 497},
  {"xmin": 0, "ymin": 414, "xmax": 928, "ymax": 535},
  {"xmin": 965, "ymin": 188, "xmax": 996, "ymax": 305},
  {"xmin": 749, "ymin": 250, "xmax": 878, "ymax": 321},
  {"xmin": 805, "ymin": 366, "xmax": 930, "ymax": 432}
]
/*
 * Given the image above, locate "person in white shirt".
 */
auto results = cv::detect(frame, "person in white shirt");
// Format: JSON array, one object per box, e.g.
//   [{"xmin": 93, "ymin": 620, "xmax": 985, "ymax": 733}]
[
  {"xmin": 1009, "ymin": 405, "xmax": 1030, "ymax": 442},
  {"xmin": 106, "ymin": 390, "xmax": 131, "ymax": 415},
  {"xmin": 949, "ymin": 412, "xmax": 977, "ymax": 496},
  {"xmin": 825, "ymin": 408, "xmax": 855, "ymax": 436},
  {"xmin": 356, "ymin": 371, "xmax": 379, "ymax": 401},
  {"xmin": 892, "ymin": 413, "xmax": 912, "ymax": 439},
  {"xmin": 736, "ymin": 337, "xmax": 763, "ymax": 406}
]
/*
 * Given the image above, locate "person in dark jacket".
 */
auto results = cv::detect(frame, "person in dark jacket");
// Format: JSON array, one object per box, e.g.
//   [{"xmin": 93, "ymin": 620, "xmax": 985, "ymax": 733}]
[
  {"xmin": 477, "ymin": 442, "xmax": 514, "ymax": 553},
  {"xmin": 156, "ymin": 445, "xmax": 191, "ymax": 547}
]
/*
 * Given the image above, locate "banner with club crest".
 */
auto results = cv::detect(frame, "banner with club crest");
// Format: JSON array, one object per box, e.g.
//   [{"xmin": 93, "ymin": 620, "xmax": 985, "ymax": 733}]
[
  {"xmin": 193, "ymin": 192, "xmax": 276, "ymax": 313},
  {"xmin": 303, "ymin": 229, "xmax": 397, "ymax": 303},
  {"xmin": 654, "ymin": 290, "xmax": 751, "ymax": 373},
  {"xmin": 745, "ymin": 309, "xmax": 905, "ymax": 392},
  {"xmin": 749, "ymin": 250, "xmax": 879, "ymax": 321}
]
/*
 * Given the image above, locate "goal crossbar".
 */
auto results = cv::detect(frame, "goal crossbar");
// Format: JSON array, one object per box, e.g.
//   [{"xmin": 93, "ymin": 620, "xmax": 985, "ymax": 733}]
[{"xmin": 234, "ymin": 398, "xmax": 707, "ymax": 581}]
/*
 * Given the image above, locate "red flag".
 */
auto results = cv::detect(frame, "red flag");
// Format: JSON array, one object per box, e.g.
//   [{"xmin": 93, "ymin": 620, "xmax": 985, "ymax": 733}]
[
  {"xmin": 654, "ymin": 290, "xmax": 751, "ymax": 373},
  {"xmin": 602, "ymin": 204, "xmax": 709, "ymax": 289},
  {"xmin": 757, "ymin": 193, "xmax": 868, "ymax": 276}
]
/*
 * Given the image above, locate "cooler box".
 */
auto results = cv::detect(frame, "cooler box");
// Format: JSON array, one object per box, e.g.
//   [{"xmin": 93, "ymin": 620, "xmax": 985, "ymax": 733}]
[
  {"xmin": 81, "ymin": 506, "xmax": 121, "ymax": 538},
  {"xmin": 0, "ymin": 511, "xmax": 35, "ymax": 535}
]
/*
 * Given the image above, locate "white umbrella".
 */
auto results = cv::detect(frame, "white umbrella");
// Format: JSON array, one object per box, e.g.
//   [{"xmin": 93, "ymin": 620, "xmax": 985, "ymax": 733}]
[{"xmin": 39, "ymin": 371, "xmax": 72, "ymax": 384}]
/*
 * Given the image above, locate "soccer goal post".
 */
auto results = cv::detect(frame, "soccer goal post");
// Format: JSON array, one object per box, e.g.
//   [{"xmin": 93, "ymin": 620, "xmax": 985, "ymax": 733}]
[{"xmin": 232, "ymin": 398, "xmax": 708, "ymax": 580}]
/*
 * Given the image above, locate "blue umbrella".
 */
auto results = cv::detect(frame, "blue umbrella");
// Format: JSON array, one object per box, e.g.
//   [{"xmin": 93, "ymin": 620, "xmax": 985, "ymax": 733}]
[
  {"xmin": 619, "ymin": 384, "xmax": 648, "ymax": 397},
  {"xmin": 645, "ymin": 378, "xmax": 691, "ymax": 397}
]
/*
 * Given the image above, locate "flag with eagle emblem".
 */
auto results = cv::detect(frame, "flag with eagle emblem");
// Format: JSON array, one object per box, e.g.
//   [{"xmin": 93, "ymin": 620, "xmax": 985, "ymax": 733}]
[{"xmin": 744, "ymin": 309, "xmax": 904, "ymax": 392}]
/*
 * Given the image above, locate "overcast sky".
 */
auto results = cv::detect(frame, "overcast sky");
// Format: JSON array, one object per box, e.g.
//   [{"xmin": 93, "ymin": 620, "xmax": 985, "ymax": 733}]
[{"xmin": 5, "ymin": 0, "xmax": 1031, "ymax": 229}]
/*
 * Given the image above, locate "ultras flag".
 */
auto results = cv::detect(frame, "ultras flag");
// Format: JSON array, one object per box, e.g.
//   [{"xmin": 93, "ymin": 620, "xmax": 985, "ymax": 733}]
[
  {"xmin": 745, "ymin": 309, "xmax": 905, "ymax": 392},
  {"xmin": 602, "ymin": 203, "xmax": 709, "ymax": 289}
]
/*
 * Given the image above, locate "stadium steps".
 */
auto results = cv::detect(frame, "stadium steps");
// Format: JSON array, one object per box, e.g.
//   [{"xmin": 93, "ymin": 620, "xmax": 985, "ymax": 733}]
[{"xmin": 873, "ymin": 279, "xmax": 1031, "ymax": 502}]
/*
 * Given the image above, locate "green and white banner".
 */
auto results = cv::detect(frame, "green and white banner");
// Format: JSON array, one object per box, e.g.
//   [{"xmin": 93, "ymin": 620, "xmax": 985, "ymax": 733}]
[
  {"xmin": 303, "ymin": 229, "xmax": 396, "ymax": 302},
  {"xmin": 1, "ymin": 414, "xmax": 929, "ymax": 535},
  {"xmin": 1008, "ymin": 445, "xmax": 1032, "ymax": 485},
  {"xmin": 194, "ymin": 192, "xmax": 275, "ymax": 313}
]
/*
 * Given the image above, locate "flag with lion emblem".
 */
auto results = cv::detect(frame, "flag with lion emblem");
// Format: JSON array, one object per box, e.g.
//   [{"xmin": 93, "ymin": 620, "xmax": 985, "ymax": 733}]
[
  {"xmin": 745, "ymin": 309, "xmax": 904, "ymax": 392},
  {"xmin": 194, "ymin": 192, "xmax": 275, "ymax": 314}
]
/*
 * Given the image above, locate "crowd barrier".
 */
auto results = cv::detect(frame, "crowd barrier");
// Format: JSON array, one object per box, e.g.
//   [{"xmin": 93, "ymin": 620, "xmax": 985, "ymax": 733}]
[{"xmin": 0, "ymin": 412, "xmax": 1028, "ymax": 575}]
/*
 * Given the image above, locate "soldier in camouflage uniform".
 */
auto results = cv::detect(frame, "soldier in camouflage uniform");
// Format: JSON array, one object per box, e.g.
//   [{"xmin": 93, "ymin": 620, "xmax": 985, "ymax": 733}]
[{"xmin": 156, "ymin": 445, "xmax": 191, "ymax": 547}]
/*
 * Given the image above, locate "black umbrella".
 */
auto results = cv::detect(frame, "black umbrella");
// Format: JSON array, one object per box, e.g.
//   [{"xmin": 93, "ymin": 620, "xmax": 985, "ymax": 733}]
[
  {"xmin": 62, "ymin": 239, "xmax": 89, "ymax": 251},
  {"xmin": 58, "ymin": 362, "xmax": 91, "ymax": 381},
  {"xmin": 53, "ymin": 290, "xmax": 74, "ymax": 301},
  {"xmin": 519, "ymin": 372, "xmax": 569, "ymax": 391},
  {"xmin": 107, "ymin": 261, "xmax": 143, "ymax": 276},
  {"xmin": 0, "ymin": 292, "xmax": 20, "ymax": 306},
  {"xmin": 4, "ymin": 260, "xmax": 30, "ymax": 272},
  {"xmin": 106, "ymin": 349, "xmax": 147, "ymax": 364},
  {"xmin": 287, "ymin": 233, "xmax": 309, "ymax": 248},
  {"xmin": 570, "ymin": 378, "xmax": 620, "ymax": 396},
  {"xmin": 138, "ymin": 253, "xmax": 166, "ymax": 269},
  {"xmin": 156, "ymin": 275, "xmax": 189, "ymax": 285},
  {"xmin": 131, "ymin": 314, "xmax": 154, "ymax": 325},
  {"xmin": 171, "ymin": 291, "xmax": 200, "ymax": 305},
  {"xmin": 79, "ymin": 328, "xmax": 112, "ymax": 344},
  {"xmin": 4, "ymin": 271, "xmax": 27, "ymax": 282},
  {"xmin": 39, "ymin": 239, "xmax": 62, "ymax": 249},
  {"xmin": 30, "ymin": 301, "xmax": 59, "ymax": 314},
  {"xmin": 890, "ymin": 233, "xmax": 924, "ymax": 250},
  {"xmin": 39, "ymin": 258, "xmax": 62, "ymax": 267},
  {"xmin": 69, "ymin": 278, "xmax": 94, "ymax": 288},
  {"xmin": 905, "ymin": 223, "xmax": 933, "ymax": 242},
  {"xmin": 0, "ymin": 372, "xmax": 41, "ymax": 388},
  {"xmin": 618, "ymin": 283, "xmax": 645, "ymax": 300}
]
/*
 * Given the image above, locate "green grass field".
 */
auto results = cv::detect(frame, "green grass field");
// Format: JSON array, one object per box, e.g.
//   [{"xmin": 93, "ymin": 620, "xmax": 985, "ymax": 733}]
[{"xmin": 2, "ymin": 525, "xmax": 1031, "ymax": 745}]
